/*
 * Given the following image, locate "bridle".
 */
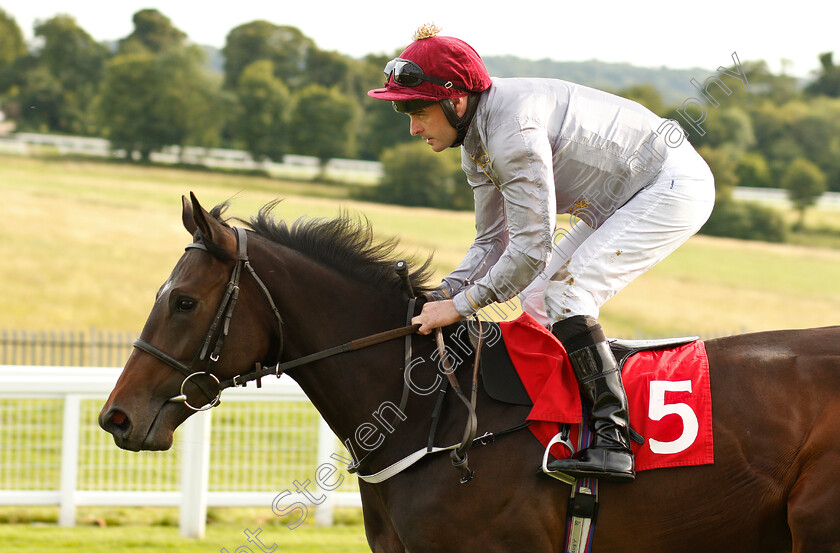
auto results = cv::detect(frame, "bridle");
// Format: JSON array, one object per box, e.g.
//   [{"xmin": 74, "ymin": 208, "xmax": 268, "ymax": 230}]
[
  {"xmin": 133, "ymin": 227, "xmax": 285, "ymax": 410},
  {"xmin": 132, "ymin": 226, "xmax": 418, "ymax": 412}
]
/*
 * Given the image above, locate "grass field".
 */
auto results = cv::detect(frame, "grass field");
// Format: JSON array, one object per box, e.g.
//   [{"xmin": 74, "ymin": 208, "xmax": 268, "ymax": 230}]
[
  {"xmin": 0, "ymin": 522, "xmax": 370, "ymax": 553},
  {"xmin": 1, "ymin": 154, "xmax": 476, "ymax": 331},
  {"xmin": 4, "ymin": 153, "xmax": 840, "ymax": 337}
]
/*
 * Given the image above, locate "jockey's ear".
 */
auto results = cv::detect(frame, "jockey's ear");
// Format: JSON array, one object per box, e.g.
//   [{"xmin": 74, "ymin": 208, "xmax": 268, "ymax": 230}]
[
  {"xmin": 451, "ymin": 95, "xmax": 470, "ymax": 118},
  {"xmin": 188, "ymin": 191, "xmax": 236, "ymax": 255}
]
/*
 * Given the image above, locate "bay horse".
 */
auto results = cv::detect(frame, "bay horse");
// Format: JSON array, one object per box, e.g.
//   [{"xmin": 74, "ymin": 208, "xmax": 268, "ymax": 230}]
[{"xmin": 100, "ymin": 193, "xmax": 840, "ymax": 553}]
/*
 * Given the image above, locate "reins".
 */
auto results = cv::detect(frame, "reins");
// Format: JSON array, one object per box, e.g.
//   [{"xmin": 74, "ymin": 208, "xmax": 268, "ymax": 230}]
[{"xmin": 219, "ymin": 321, "xmax": 420, "ymax": 390}]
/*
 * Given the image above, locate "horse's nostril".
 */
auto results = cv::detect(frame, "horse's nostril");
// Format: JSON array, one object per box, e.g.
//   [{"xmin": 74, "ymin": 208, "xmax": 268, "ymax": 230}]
[{"xmin": 106, "ymin": 409, "xmax": 131, "ymax": 435}]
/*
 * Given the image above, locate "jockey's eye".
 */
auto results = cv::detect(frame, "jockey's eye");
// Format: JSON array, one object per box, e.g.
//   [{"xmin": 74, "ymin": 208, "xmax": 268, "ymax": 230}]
[{"xmin": 175, "ymin": 297, "xmax": 197, "ymax": 312}]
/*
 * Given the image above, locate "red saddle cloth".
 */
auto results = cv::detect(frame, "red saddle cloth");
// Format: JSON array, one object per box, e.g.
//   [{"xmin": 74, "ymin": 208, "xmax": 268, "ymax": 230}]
[{"xmin": 499, "ymin": 313, "xmax": 714, "ymax": 471}]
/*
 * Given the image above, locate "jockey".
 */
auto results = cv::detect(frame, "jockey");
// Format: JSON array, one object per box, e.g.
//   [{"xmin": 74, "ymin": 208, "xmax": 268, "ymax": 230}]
[{"xmin": 368, "ymin": 24, "xmax": 715, "ymax": 483}]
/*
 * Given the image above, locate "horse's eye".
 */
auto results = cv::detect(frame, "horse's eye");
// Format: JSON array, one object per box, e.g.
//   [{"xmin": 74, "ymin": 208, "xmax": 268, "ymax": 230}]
[{"xmin": 175, "ymin": 297, "xmax": 197, "ymax": 312}]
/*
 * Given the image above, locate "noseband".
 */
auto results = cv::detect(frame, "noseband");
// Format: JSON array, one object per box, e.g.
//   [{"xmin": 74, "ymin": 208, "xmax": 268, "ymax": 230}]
[{"xmin": 133, "ymin": 227, "xmax": 285, "ymax": 411}]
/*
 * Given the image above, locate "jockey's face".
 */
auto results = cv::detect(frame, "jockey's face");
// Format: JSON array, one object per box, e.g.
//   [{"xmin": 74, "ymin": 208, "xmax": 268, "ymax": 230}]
[{"xmin": 407, "ymin": 102, "xmax": 457, "ymax": 152}]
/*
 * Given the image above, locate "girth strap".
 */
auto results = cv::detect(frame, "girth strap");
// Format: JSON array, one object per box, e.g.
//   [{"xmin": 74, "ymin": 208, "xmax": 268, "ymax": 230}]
[
  {"xmin": 565, "ymin": 479, "xmax": 599, "ymax": 553},
  {"xmin": 357, "ymin": 421, "xmax": 531, "ymax": 484}
]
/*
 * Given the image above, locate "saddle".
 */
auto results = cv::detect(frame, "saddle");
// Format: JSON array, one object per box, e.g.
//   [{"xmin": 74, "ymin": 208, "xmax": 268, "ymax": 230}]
[{"xmin": 479, "ymin": 323, "xmax": 698, "ymax": 407}]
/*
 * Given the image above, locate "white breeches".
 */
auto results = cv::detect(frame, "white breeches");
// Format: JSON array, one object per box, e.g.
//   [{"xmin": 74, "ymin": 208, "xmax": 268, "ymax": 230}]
[{"xmin": 520, "ymin": 144, "xmax": 715, "ymax": 327}]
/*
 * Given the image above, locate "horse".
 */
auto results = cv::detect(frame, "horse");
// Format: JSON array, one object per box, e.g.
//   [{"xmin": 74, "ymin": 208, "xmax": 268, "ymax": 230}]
[{"xmin": 99, "ymin": 193, "xmax": 840, "ymax": 553}]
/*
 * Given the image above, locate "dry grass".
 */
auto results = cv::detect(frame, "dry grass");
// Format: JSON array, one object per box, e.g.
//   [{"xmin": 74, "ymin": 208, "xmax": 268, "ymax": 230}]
[{"xmin": 4, "ymin": 154, "xmax": 840, "ymax": 338}]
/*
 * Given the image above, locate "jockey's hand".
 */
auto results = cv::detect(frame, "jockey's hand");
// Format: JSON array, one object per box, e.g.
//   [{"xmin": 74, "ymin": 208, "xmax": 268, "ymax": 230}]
[{"xmin": 412, "ymin": 299, "xmax": 462, "ymax": 335}]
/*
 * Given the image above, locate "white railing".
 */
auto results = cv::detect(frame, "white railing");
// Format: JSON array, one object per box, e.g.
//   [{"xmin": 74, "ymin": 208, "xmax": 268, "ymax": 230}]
[
  {"xmin": 732, "ymin": 186, "xmax": 840, "ymax": 208},
  {"xmin": 0, "ymin": 366, "xmax": 360, "ymax": 538},
  {"xmin": 3, "ymin": 133, "xmax": 383, "ymax": 184}
]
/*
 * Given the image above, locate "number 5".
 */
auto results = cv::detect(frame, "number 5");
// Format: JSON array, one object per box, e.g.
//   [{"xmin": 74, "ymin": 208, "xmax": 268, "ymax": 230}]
[{"xmin": 647, "ymin": 380, "xmax": 699, "ymax": 454}]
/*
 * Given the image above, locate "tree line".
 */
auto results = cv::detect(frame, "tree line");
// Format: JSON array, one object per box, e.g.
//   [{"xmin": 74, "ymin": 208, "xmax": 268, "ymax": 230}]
[
  {"xmin": 0, "ymin": 7, "xmax": 408, "ymax": 168},
  {"xmin": 1, "ymin": 7, "xmax": 839, "ymax": 241}
]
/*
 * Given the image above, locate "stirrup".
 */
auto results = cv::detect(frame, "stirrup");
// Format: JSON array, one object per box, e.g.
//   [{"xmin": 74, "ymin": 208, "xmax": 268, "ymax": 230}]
[{"xmin": 540, "ymin": 429, "xmax": 576, "ymax": 485}]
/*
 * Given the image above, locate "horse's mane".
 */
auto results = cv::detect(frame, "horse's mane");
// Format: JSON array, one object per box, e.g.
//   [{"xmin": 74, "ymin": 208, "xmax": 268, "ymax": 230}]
[{"xmin": 207, "ymin": 201, "xmax": 436, "ymax": 296}]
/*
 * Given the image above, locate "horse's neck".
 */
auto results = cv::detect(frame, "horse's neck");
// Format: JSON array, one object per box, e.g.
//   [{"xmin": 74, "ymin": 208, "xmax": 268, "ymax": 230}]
[{"xmin": 266, "ymin": 248, "xmax": 414, "ymax": 442}]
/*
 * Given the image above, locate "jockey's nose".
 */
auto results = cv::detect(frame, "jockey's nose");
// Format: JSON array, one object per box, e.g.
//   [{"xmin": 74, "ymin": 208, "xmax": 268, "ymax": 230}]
[{"xmin": 409, "ymin": 114, "xmax": 423, "ymax": 136}]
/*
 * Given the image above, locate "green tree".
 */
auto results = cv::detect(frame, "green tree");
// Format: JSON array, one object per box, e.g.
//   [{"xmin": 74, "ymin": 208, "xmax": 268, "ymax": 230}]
[
  {"xmin": 676, "ymin": 107, "xmax": 755, "ymax": 152},
  {"xmin": 305, "ymin": 49, "xmax": 377, "ymax": 105},
  {"xmin": 95, "ymin": 47, "xmax": 224, "ymax": 160},
  {"xmin": 747, "ymin": 100, "xmax": 787, "ymax": 159},
  {"xmin": 223, "ymin": 22, "xmax": 316, "ymax": 89},
  {"xmin": 0, "ymin": 7, "xmax": 26, "ymax": 79},
  {"xmin": 805, "ymin": 97, "xmax": 840, "ymax": 191},
  {"xmin": 118, "ymin": 9, "xmax": 187, "ymax": 55},
  {"xmin": 358, "ymin": 96, "xmax": 413, "ymax": 160},
  {"xmin": 805, "ymin": 52, "xmax": 840, "ymax": 98},
  {"xmin": 697, "ymin": 145, "xmax": 739, "ymax": 199},
  {"xmin": 17, "ymin": 14, "xmax": 109, "ymax": 133},
  {"xmin": 232, "ymin": 60, "xmax": 290, "ymax": 161},
  {"xmin": 368, "ymin": 141, "xmax": 465, "ymax": 209},
  {"xmin": 749, "ymin": 100, "xmax": 806, "ymax": 184},
  {"xmin": 749, "ymin": 98, "xmax": 840, "ymax": 190},
  {"xmin": 748, "ymin": 99, "xmax": 798, "ymax": 179},
  {"xmin": 356, "ymin": 53, "xmax": 416, "ymax": 160},
  {"xmin": 737, "ymin": 60, "xmax": 798, "ymax": 105},
  {"xmin": 708, "ymin": 108, "xmax": 755, "ymax": 152},
  {"xmin": 617, "ymin": 84, "xmax": 665, "ymax": 115},
  {"xmin": 34, "ymin": 16, "xmax": 108, "ymax": 94},
  {"xmin": 95, "ymin": 53, "xmax": 164, "ymax": 158},
  {"xmin": 288, "ymin": 84, "xmax": 357, "ymax": 175},
  {"xmin": 13, "ymin": 65, "xmax": 62, "ymax": 130},
  {"xmin": 781, "ymin": 158, "xmax": 828, "ymax": 230},
  {"xmin": 697, "ymin": 145, "xmax": 785, "ymax": 242},
  {"xmin": 735, "ymin": 152, "xmax": 772, "ymax": 188},
  {"xmin": 307, "ymin": 48, "xmax": 353, "ymax": 90},
  {"xmin": 787, "ymin": 102, "xmax": 840, "ymax": 191}
]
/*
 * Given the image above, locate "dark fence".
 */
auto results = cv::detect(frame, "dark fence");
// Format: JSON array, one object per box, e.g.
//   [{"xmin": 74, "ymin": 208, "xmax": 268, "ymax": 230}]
[
  {"xmin": 0, "ymin": 329, "xmax": 135, "ymax": 367},
  {"xmin": 0, "ymin": 326, "xmax": 747, "ymax": 368}
]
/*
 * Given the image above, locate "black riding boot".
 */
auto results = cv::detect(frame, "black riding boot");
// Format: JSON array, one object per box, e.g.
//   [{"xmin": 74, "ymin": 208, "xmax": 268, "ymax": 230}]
[{"xmin": 546, "ymin": 317, "xmax": 635, "ymax": 483}]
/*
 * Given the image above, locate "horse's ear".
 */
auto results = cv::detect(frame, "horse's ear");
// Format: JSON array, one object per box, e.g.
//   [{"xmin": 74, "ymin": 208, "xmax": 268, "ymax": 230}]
[
  {"xmin": 181, "ymin": 195, "xmax": 197, "ymax": 235},
  {"xmin": 189, "ymin": 192, "xmax": 236, "ymax": 253}
]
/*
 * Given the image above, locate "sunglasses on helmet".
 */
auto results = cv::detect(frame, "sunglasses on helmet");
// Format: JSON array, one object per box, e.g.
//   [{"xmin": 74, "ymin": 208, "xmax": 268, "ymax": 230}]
[{"xmin": 383, "ymin": 58, "xmax": 473, "ymax": 92}]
